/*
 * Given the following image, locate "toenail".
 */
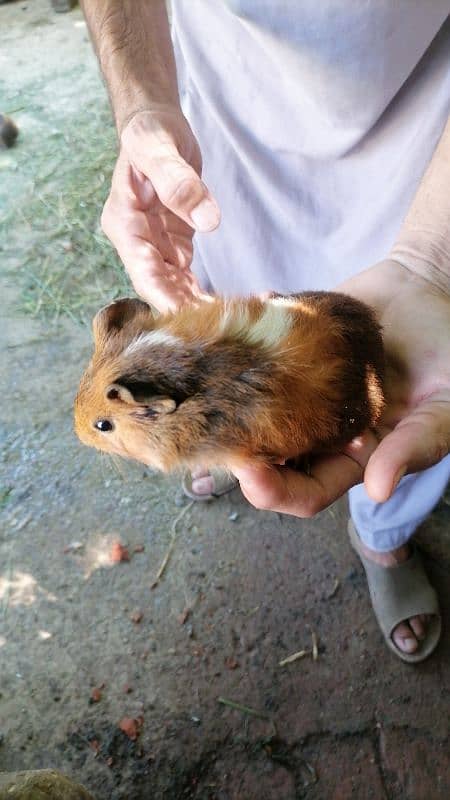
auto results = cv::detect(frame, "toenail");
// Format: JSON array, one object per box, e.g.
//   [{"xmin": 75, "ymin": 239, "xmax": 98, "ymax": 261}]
[{"xmin": 402, "ymin": 637, "xmax": 417, "ymax": 652}]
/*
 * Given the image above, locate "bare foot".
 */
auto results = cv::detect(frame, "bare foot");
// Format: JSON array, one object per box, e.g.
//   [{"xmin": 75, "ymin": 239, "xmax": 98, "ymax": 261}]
[
  {"xmin": 358, "ymin": 540, "xmax": 430, "ymax": 654},
  {"xmin": 190, "ymin": 467, "xmax": 215, "ymax": 497}
]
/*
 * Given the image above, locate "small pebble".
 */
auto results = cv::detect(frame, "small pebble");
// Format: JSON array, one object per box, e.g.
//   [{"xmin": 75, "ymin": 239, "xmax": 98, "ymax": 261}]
[{"xmin": 228, "ymin": 511, "xmax": 239, "ymax": 522}]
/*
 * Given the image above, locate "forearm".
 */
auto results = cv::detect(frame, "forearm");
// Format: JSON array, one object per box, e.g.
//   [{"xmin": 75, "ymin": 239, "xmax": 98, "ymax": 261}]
[
  {"xmin": 80, "ymin": 0, "xmax": 180, "ymax": 132},
  {"xmin": 391, "ymin": 116, "xmax": 450, "ymax": 291}
]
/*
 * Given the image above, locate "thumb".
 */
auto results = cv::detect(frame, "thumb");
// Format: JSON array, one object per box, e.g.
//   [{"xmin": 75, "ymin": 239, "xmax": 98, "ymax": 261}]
[
  {"xmin": 232, "ymin": 462, "xmax": 284, "ymax": 509},
  {"xmin": 364, "ymin": 398, "xmax": 450, "ymax": 503},
  {"xmin": 135, "ymin": 147, "xmax": 220, "ymax": 233}
]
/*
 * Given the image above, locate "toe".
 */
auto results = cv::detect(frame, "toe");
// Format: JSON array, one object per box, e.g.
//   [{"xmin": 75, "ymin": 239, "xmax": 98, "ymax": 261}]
[
  {"xmin": 191, "ymin": 475, "xmax": 215, "ymax": 496},
  {"xmin": 392, "ymin": 622, "xmax": 418, "ymax": 654},
  {"xmin": 191, "ymin": 467, "xmax": 211, "ymax": 480},
  {"xmin": 409, "ymin": 615, "xmax": 428, "ymax": 641}
]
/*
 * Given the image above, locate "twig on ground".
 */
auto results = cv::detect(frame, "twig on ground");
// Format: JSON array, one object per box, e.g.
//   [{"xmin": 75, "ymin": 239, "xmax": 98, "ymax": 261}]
[
  {"xmin": 217, "ymin": 696, "xmax": 271, "ymax": 720},
  {"xmin": 150, "ymin": 501, "xmax": 194, "ymax": 589},
  {"xmin": 326, "ymin": 578, "xmax": 340, "ymax": 599},
  {"xmin": 312, "ymin": 631, "xmax": 319, "ymax": 661},
  {"xmin": 303, "ymin": 760, "xmax": 319, "ymax": 784},
  {"xmin": 1, "ymin": 551, "xmax": 14, "ymax": 617},
  {"xmin": 13, "ymin": 514, "xmax": 32, "ymax": 532},
  {"xmin": 279, "ymin": 649, "xmax": 309, "ymax": 667}
]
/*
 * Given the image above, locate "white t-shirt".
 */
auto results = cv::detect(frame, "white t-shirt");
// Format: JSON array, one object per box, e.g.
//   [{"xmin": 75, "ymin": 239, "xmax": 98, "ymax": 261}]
[{"xmin": 171, "ymin": 1, "xmax": 450, "ymax": 295}]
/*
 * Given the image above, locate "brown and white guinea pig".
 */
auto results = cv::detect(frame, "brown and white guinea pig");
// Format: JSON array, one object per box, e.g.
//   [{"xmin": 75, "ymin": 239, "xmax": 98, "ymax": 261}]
[{"xmin": 74, "ymin": 292, "xmax": 385, "ymax": 473}]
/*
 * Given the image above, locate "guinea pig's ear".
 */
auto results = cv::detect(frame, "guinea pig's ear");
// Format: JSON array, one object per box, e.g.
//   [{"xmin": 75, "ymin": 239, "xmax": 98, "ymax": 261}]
[
  {"xmin": 105, "ymin": 383, "xmax": 136, "ymax": 404},
  {"xmin": 105, "ymin": 384, "xmax": 177, "ymax": 416},
  {"xmin": 143, "ymin": 397, "xmax": 177, "ymax": 415},
  {"xmin": 93, "ymin": 298, "xmax": 153, "ymax": 344}
]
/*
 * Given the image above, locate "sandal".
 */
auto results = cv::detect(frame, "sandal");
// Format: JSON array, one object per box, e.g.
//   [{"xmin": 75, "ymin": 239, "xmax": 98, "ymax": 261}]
[
  {"xmin": 182, "ymin": 468, "xmax": 239, "ymax": 502},
  {"xmin": 348, "ymin": 519, "xmax": 441, "ymax": 663}
]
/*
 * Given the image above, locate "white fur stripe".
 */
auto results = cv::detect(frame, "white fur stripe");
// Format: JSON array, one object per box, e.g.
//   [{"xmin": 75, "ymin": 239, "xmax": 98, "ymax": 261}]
[
  {"xmin": 218, "ymin": 302, "xmax": 250, "ymax": 338},
  {"xmin": 269, "ymin": 295, "xmax": 317, "ymax": 317},
  {"xmin": 218, "ymin": 301, "xmax": 293, "ymax": 348},
  {"xmin": 245, "ymin": 303, "xmax": 293, "ymax": 347},
  {"xmin": 124, "ymin": 329, "xmax": 181, "ymax": 355}
]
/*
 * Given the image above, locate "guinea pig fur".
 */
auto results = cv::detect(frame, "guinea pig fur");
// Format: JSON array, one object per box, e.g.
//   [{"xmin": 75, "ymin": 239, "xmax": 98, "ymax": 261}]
[{"xmin": 74, "ymin": 293, "xmax": 385, "ymax": 473}]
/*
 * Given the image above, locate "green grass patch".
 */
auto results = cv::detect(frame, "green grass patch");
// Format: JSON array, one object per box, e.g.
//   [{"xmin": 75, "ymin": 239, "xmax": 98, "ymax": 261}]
[{"xmin": 0, "ymin": 486, "xmax": 13, "ymax": 510}]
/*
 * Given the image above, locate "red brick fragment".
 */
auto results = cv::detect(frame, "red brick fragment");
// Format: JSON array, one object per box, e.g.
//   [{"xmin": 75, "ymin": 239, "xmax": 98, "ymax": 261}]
[
  {"xmin": 119, "ymin": 715, "xmax": 144, "ymax": 741},
  {"xmin": 90, "ymin": 687, "xmax": 102, "ymax": 703},
  {"xmin": 178, "ymin": 607, "xmax": 191, "ymax": 625},
  {"xmin": 111, "ymin": 542, "xmax": 130, "ymax": 563}
]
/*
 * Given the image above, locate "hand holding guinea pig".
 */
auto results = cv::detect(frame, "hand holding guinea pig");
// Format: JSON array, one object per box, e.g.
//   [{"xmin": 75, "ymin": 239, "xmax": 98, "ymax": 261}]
[
  {"xmin": 233, "ymin": 260, "xmax": 450, "ymax": 516},
  {"xmin": 74, "ymin": 292, "xmax": 385, "ymax": 475}
]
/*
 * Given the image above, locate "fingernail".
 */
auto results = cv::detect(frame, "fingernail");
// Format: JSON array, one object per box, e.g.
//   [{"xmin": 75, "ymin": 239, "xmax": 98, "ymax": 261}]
[{"xmin": 190, "ymin": 198, "xmax": 220, "ymax": 231}]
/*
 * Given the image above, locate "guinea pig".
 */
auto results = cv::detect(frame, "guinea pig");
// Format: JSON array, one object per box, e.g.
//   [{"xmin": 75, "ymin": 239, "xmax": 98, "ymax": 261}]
[{"xmin": 74, "ymin": 292, "xmax": 385, "ymax": 473}]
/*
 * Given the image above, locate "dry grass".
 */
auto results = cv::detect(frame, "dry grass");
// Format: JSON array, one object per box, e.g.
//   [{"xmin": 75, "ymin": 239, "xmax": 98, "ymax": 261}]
[{"xmin": 0, "ymin": 97, "xmax": 130, "ymax": 326}]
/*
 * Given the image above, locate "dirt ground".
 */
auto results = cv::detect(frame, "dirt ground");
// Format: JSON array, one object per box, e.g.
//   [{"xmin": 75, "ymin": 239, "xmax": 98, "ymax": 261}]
[{"xmin": 1, "ymin": 3, "xmax": 450, "ymax": 799}]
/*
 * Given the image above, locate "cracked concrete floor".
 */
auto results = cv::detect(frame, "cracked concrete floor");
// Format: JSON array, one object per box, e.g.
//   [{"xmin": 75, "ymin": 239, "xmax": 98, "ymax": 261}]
[{"xmin": 1, "ymin": 2, "xmax": 450, "ymax": 798}]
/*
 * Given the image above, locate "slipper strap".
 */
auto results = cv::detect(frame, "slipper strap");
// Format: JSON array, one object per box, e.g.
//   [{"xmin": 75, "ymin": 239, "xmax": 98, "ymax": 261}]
[
  {"xmin": 348, "ymin": 520, "xmax": 441, "ymax": 662},
  {"xmin": 356, "ymin": 551, "xmax": 439, "ymax": 639}
]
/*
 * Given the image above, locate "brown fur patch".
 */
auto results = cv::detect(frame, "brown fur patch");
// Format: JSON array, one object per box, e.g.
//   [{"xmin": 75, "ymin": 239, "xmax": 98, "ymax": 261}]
[{"xmin": 74, "ymin": 293, "xmax": 385, "ymax": 472}]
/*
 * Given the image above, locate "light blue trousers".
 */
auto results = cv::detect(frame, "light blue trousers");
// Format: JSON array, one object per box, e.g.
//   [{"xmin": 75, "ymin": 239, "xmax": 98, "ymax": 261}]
[{"xmin": 349, "ymin": 454, "xmax": 450, "ymax": 552}]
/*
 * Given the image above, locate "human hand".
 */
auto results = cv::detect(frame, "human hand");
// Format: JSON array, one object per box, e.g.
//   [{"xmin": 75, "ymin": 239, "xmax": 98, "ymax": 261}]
[
  {"xmin": 232, "ymin": 260, "xmax": 450, "ymax": 516},
  {"xmin": 101, "ymin": 108, "xmax": 220, "ymax": 312}
]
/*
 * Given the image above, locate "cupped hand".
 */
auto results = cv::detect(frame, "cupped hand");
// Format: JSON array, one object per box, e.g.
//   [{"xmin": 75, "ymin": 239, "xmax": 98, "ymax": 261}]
[
  {"xmin": 233, "ymin": 260, "xmax": 450, "ymax": 516},
  {"xmin": 101, "ymin": 108, "xmax": 220, "ymax": 312}
]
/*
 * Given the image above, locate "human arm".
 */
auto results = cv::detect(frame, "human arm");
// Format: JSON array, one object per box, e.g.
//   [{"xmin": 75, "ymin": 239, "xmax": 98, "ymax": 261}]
[
  {"xmin": 80, "ymin": 0, "xmax": 220, "ymax": 311},
  {"xmin": 233, "ymin": 117, "xmax": 450, "ymax": 514}
]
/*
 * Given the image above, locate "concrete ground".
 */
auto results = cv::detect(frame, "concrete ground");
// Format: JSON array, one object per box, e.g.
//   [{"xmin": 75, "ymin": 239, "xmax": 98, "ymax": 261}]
[{"xmin": 1, "ymin": 3, "xmax": 450, "ymax": 798}]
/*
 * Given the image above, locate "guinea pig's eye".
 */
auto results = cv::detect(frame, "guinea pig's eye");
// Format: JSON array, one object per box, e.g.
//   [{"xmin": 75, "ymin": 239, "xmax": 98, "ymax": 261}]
[{"xmin": 94, "ymin": 419, "xmax": 114, "ymax": 433}]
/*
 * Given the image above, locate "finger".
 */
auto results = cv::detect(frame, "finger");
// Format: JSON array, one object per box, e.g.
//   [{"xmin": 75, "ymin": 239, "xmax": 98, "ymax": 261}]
[
  {"xmin": 148, "ymin": 225, "xmax": 193, "ymax": 272},
  {"xmin": 129, "ymin": 147, "xmax": 220, "ymax": 233},
  {"xmin": 232, "ymin": 455, "xmax": 363, "ymax": 518},
  {"xmin": 133, "ymin": 268, "xmax": 198, "ymax": 313},
  {"xmin": 364, "ymin": 396, "xmax": 450, "ymax": 503},
  {"xmin": 232, "ymin": 431, "xmax": 379, "ymax": 517},
  {"xmin": 108, "ymin": 145, "xmax": 220, "ymax": 233},
  {"xmin": 117, "ymin": 237, "xmax": 197, "ymax": 313}
]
